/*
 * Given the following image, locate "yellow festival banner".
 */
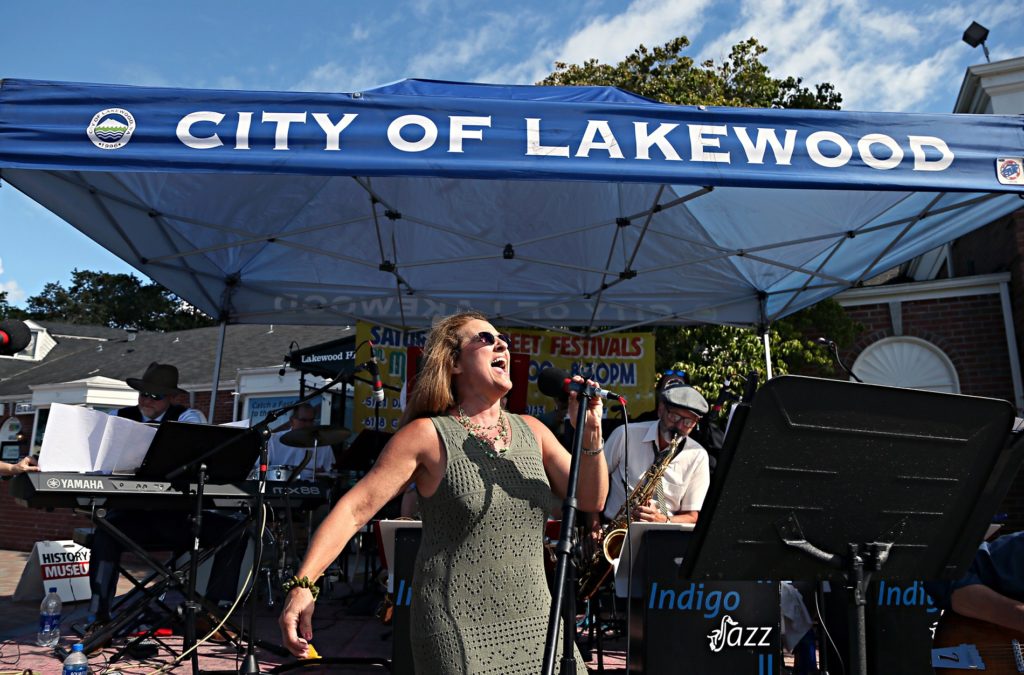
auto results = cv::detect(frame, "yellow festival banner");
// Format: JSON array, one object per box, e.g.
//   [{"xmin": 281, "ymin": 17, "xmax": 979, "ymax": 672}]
[{"xmin": 353, "ymin": 322, "xmax": 656, "ymax": 433}]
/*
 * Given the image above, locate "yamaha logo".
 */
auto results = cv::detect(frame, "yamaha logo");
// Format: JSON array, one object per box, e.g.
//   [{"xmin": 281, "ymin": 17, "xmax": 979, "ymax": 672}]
[
  {"xmin": 86, "ymin": 108, "xmax": 136, "ymax": 150},
  {"xmin": 46, "ymin": 478, "xmax": 60, "ymax": 489}
]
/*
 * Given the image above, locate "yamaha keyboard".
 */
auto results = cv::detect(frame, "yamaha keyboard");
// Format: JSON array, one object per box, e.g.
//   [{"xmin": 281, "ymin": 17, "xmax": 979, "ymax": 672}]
[{"xmin": 10, "ymin": 472, "xmax": 332, "ymax": 510}]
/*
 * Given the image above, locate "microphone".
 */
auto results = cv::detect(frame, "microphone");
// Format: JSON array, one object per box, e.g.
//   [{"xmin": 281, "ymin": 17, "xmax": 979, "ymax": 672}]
[
  {"xmin": 360, "ymin": 357, "xmax": 385, "ymax": 404},
  {"xmin": 816, "ymin": 336, "xmax": 863, "ymax": 383},
  {"xmin": 0, "ymin": 320, "xmax": 31, "ymax": 356},
  {"xmin": 537, "ymin": 367, "xmax": 626, "ymax": 404}
]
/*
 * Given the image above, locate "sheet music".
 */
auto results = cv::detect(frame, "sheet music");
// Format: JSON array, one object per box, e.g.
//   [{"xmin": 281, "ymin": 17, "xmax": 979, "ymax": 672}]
[
  {"xmin": 38, "ymin": 404, "xmax": 106, "ymax": 472},
  {"xmin": 38, "ymin": 403, "xmax": 156, "ymax": 474},
  {"xmin": 107, "ymin": 418, "xmax": 157, "ymax": 474}
]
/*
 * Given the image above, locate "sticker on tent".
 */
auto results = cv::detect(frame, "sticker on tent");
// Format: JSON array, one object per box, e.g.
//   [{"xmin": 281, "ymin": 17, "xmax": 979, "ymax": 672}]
[{"xmin": 997, "ymin": 158, "xmax": 1024, "ymax": 185}]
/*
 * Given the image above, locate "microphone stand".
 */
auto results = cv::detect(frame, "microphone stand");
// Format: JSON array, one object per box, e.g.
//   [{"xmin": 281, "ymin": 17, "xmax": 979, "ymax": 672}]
[
  {"xmin": 165, "ymin": 366, "xmax": 357, "ymax": 675},
  {"xmin": 542, "ymin": 386, "xmax": 594, "ymax": 675}
]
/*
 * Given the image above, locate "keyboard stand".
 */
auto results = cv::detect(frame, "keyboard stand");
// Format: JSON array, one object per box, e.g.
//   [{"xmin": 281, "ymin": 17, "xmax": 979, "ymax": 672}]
[{"xmin": 64, "ymin": 502, "xmax": 252, "ymax": 663}]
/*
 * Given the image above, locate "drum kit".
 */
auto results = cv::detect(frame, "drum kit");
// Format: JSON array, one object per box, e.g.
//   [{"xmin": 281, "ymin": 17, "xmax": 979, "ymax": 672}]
[{"xmin": 256, "ymin": 424, "xmax": 354, "ymax": 607}]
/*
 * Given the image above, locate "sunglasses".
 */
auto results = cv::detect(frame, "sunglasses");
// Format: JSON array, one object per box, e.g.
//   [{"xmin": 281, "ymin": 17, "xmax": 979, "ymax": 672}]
[
  {"xmin": 140, "ymin": 392, "xmax": 165, "ymax": 401},
  {"xmin": 664, "ymin": 408, "xmax": 700, "ymax": 427},
  {"xmin": 663, "ymin": 369, "xmax": 687, "ymax": 378},
  {"xmin": 465, "ymin": 331, "xmax": 510, "ymax": 347}
]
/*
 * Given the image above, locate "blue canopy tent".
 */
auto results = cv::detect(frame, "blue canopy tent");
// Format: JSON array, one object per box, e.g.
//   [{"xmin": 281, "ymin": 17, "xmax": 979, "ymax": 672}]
[{"xmin": 1, "ymin": 78, "xmax": 1022, "ymax": 352}]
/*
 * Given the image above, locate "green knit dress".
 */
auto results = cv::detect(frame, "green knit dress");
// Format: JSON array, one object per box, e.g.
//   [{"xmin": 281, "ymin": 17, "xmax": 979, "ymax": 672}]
[{"xmin": 410, "ymin": 413, "xmax": 587, "ymax": 674}]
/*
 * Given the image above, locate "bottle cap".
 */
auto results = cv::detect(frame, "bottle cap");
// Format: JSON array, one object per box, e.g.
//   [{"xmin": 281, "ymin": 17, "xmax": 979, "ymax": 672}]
[
  {"xmin": 72, "ymin": 644, "xmax": 84, "ymax": 652},
  {"xmin": 49, "ymin": 587, "xmax": 57, "ymax": 593}
]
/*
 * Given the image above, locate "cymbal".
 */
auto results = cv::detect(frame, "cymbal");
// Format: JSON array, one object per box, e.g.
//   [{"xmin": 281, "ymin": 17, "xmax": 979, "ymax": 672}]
[{"xmin": 280, "ymin": 425, "xmax": 351, "ymax": 448}]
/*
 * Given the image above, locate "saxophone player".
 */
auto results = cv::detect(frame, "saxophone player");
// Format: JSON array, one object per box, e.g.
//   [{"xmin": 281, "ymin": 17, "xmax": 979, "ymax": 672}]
[{"xmin": 590, "ymin": 380, "xmax": 711, "ymax": 532}]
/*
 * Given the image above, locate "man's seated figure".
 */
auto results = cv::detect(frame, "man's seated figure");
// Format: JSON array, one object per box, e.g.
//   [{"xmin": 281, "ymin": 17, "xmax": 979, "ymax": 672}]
[
  {"xmin": 263, "ymin": 403, "xmax": 334, "ymax": 479},
  {"xmin": 87, "ymin": 363, "xmax": 246, "ymax": 636},
  {"xmin": 927, "ymin": 530, "xmax": 1024, "ymax": 634}
]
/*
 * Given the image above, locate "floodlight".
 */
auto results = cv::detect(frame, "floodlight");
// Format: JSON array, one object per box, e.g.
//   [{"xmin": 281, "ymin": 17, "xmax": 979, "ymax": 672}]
[{"xmin": 962, "ymin": 21, "xmax": 991, "ymax": 62}]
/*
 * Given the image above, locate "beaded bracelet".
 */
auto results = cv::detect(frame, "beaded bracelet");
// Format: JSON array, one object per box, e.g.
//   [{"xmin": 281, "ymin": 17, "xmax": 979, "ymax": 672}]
[
  {"xmin": 582, "ymin": 445, "xmax": 604, "ymax": 456},
  {"xmin": 282, "ymin": 575, "xmax": 320, "ymax": 601}
]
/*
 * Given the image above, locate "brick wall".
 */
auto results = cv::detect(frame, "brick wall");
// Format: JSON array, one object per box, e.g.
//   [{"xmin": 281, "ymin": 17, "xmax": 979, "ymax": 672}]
[
  {"xmin": 190, "ymin": 391, "xmax": 235, "ymax": 425},
  {"xmin": 951, "ymin": 208, "xmax": 1024, "ymax": 370},
  {"xmin": 0, "ymin": 480, "xmax": 92, "ymax": 551},
  {"xmin": 841, "ymin": 293, "xmax": 1024, "ymax": 531}
]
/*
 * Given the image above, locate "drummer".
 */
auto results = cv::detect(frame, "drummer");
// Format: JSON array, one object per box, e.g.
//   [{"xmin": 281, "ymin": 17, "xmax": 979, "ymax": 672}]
[{"xmin": 264, "ymin": 404, "xmax": 335, "ymax": 479}]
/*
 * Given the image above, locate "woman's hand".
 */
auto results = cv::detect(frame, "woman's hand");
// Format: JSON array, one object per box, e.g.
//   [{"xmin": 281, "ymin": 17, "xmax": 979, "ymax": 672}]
[
  {"xmin": 13, "ymin": 456, "xmax": 38, "ymax": 475},
  {"xmin": 279, "ymin": 587, "xmax": 316, "ymax": 658},
  {"xmin": 567, "ymin": 376, "xmax": 604, "ymax": 449}
]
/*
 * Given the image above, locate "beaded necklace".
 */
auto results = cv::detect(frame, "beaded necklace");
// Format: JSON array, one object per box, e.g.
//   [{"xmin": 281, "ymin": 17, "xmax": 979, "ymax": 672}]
[{"xmin": 455, "ymin": 405, "xmax": 510, "ymax": 458}]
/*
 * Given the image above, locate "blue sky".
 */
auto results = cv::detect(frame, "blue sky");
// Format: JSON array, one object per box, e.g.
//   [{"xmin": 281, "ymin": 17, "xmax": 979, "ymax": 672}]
[{"xmin": 1, "ymin": 0, "xmax": 1020, "ymax": 306}]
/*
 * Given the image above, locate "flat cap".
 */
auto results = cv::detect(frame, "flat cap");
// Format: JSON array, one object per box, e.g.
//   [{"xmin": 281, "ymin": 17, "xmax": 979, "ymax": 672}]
[{"xmin": 661, "ymin": 381, "xmax": 709, "ymax": 415}]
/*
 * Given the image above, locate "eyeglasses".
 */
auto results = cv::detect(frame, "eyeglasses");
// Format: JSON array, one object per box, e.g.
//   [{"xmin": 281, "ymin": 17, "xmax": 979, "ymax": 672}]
[
  {"xmin": 663, "ymin": 369, "xmax": 687, "ymax": 378},
  {"xmin": 664, "ymin": 408, "xmax": 700, "ymax": 428},
  {"xmin": 140, "ymin": 392, "xmax": 165, "ymax": 401},
  {"xmin": 465, "ymin": 331, "xmax": 510, "ymax": 348}
]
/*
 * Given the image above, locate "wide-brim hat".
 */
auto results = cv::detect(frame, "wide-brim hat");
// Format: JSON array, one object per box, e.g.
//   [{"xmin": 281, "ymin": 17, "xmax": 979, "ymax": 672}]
[
  {"xmin": 661, "ymin": 381, "xmax": 709, "ymax": 415},
  {"xmin": 126, "ymin": 362, "xmax": 185, "ymax": 396}
]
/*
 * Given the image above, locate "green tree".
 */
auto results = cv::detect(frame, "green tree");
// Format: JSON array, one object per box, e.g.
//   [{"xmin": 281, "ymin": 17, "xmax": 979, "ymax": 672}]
[
  {"xmin": 22, "ymin": 269, "xmax": 214, "ymax": 331},
  {"xmin": 543, "ymin": 36, "xmax": 856, "ymax": 408},
  {"xmin": 541, "ymin": 37, "xmax": 842, "ymax": 110}
]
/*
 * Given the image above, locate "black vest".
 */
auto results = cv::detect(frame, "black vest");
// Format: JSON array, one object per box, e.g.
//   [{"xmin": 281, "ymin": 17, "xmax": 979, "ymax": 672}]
[{"xmin": 116, "ymin": 403, "xmax": 188, "ymax": 423}]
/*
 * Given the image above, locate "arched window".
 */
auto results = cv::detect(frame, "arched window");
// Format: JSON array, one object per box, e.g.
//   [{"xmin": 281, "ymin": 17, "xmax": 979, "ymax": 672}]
[{"xmin": 851, "ymin": 336, "xmax": 959, "ymax": 393}]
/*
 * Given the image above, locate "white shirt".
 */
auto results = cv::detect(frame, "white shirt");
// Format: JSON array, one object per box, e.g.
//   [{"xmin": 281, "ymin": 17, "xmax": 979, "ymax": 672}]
[
  {"xmin": 262, "ymin": 430, "xmax": 335, "ymax": 479},
  {"xmin": 602, "ymin": 419, "xmax": 710, "ymax": 519}
]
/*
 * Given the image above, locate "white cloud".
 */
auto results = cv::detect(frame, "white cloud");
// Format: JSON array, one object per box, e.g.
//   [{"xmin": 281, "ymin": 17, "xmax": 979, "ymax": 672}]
[
  {"xmin": 694, "ymin": 0, "xmax": 1019, "ymax": 111},
  {"xmin": 414, "ymin": 14, "xmax": 511, "ymax": 75},
  {"xmin": 294, "ymin": 60, "xmax": 390, "ymax": 93},
  {"xmin": 554, "ymin": 0, "xmax": 711, "ymax": 67},
  {"xmin": 479, "ymin": 0, "xmax": 713, "ymax": 86},
  {"xmin": 351, "ymin": 23, "xmax": 371, "ymax": 42},
  {"xmin": 0, "ymin": 259, "xmax": 25, "ymax": 303}
]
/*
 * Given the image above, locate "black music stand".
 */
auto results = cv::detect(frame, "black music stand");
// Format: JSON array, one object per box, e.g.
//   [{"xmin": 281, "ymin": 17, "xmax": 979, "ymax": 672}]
[
  {"xmin": 680, "ymin": 375, "xmax": 1024, "ymax": 675},
  {"xmin": 137, "ymin": 421, "xmax": 260, "ymax": 482}
]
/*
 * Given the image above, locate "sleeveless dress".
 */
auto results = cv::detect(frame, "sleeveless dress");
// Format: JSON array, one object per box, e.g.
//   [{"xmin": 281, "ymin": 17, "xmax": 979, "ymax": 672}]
[{"xmin": 410, "ymin": 414, "xmax": 587, "ymax": 674}]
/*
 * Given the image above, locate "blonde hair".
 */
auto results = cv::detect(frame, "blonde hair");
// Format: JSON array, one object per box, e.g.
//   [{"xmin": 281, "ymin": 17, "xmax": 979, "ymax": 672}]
[{"xmin": 399, "ymin": 311, "xmax": 487, "ymax": 426}]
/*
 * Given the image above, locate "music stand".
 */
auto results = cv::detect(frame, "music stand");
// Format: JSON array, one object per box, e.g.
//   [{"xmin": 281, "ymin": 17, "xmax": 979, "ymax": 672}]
[
  {"xmin": 137, "ymin": 421, "xmax": 260, "ymax": 483},
  {"xmin": 680, "ymin": 375, "xmax": 1024, "ymax": 675}
]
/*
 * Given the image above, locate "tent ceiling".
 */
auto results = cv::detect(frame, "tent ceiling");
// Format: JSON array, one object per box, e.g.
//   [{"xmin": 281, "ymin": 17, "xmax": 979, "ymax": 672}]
[{"xmin": 2, "ymin": 78, "xmax": 1022, "ymax": 333}]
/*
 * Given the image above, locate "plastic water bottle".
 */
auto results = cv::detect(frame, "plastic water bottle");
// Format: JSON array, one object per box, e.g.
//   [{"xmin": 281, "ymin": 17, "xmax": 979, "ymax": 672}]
[
  {"xmin": 61, "ymin": 643, "xmax": 90, "ymax": 674},
  {"xmin": 36, "ymin": 586, "xmax": 61, "ymax": 647}
]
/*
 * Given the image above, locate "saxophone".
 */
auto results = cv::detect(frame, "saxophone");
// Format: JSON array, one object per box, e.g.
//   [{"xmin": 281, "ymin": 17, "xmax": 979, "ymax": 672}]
[{"xmin": 577, "ymin": 432, "xmax": 685, "ymax": 601}]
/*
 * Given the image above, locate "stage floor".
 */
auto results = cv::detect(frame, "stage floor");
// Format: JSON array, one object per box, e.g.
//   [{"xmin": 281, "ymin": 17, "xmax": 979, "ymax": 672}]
[{"xmin": 0, "ymin": 548, "xmax": 629, "ymax": 673}]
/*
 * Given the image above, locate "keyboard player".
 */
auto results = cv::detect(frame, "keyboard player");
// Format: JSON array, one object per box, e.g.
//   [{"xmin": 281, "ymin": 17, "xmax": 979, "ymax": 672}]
[{"xmin": 86, "ymin": 362, "xmax": 246, "ymax": 641}]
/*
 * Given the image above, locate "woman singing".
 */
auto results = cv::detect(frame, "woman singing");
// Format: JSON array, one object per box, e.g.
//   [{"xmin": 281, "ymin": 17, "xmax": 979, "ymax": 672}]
[{"xmin": 279, "ymin": 311, "xmax": 608, "ymax": 673}]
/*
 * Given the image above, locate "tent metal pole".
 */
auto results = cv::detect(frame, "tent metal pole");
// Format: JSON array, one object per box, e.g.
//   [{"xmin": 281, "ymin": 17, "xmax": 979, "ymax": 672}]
[
  {"xmin": 208, "ymin": 320, "xmax": 227, "ymax": 422},
  {"xmin": 762, "ymin": 331, "xmax": 773, "ymax": 380}
]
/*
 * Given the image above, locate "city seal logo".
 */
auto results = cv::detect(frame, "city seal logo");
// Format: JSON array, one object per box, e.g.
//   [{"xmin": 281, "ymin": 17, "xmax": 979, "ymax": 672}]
[
  {"xmin": 996, "ymin": 158, "xmax": 1024, "ymax": 186},
  {"xmin": 86, "ymin": 108, "xmax": 136, "ymax": 150}
]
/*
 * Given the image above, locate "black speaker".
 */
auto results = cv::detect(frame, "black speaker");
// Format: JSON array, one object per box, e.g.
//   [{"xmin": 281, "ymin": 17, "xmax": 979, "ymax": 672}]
[
  {"xmin": 630, "ymin": 529, "xmax": 781, "ymax": 674},
  {"xmin": 390, "ymin": 527, "xmax": 421, "ymax": 675},
  {"xmin": 820, "ymin": 580, "xmax": 938, "ymax": 675}
]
